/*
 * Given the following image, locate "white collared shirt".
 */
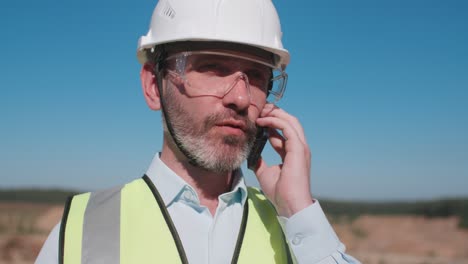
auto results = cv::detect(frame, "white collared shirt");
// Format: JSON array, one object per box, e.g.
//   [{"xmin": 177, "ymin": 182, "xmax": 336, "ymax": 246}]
[{"xmin": 35, "ymin": 153, "xmax": 360, "ymax": 264}]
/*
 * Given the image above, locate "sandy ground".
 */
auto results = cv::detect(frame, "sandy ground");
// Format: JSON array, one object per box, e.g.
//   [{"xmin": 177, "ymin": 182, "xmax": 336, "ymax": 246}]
[
  {"xmin": 1, "ymin": 203, "xmax": 468, "ymax": 264},
  {"xmin": 334, "ymin": 215, "xmax": 468, "ymax": 264}
]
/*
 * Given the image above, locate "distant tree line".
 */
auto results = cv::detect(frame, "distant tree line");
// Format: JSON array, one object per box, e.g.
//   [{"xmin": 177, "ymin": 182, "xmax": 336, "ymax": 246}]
[{"xmin": 0, "ymin": 189, "xmax": 79, "ymax": 204}]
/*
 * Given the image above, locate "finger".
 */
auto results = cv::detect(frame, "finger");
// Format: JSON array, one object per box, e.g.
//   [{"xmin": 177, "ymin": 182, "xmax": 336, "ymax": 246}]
[
  {"xmin": 261, "ymin": 105, "xmax": 306, "ymax": 143},
  {"xmin": 256, "ymin": 116, "xmax": 303, "ymax": 153},
  {"xmin": 261, "ymin": 105, "xmax": 307, "ymax": 144},
  {"xmin": 267, "ymin": 128, "xmax": 286, "ymax": 158},
  {"xmin": 254, "ymin": 157, "xmax": 280, "ymax": 193}
]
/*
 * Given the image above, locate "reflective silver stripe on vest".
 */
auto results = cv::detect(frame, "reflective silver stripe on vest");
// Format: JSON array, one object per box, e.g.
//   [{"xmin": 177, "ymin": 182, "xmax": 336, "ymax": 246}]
[{"xmin": 82, "ymin": 186, "xmax": 122, "ymax": 264}]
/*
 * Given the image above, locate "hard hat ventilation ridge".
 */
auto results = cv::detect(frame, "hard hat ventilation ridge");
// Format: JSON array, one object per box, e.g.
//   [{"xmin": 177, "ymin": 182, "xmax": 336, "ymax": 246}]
[{"xmin": 161, "ymin": 3, "xmax": 176, "ymax": 19}]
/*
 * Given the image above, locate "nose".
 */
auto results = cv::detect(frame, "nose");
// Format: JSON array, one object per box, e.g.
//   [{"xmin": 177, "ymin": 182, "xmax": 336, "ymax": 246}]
[{"xmin": 222, "ymin": 73, "xmax": 251, "ymax": 111}]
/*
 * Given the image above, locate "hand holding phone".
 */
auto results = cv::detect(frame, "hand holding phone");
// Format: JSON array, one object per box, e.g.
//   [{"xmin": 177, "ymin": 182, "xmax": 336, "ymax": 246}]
[{"xmin": 251, "ymin": 104, "xmax": 313, "ymax": 217}]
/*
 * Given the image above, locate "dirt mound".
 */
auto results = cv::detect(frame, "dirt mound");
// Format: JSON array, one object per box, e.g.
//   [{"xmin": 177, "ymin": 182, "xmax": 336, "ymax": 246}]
[
  {"xmin": 334, "ymin": 215, "xmax": 468, "ymax": 263},
  {"xmin": 35, "ymin": 206, "xmax": 63, "ymax": 233},
  {"xmin": 0, "ymin": 234, "xmax": 45, "ymax": 264},
  {"xmin": 0, "ymin": 203, "xmax": 57, "ymax": 263}
]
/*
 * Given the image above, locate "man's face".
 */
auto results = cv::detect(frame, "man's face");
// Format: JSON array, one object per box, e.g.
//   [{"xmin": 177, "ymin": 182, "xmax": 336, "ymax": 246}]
[{"xmin": 161, "ymin": 49, "xmax": 271, "ymax": 172}]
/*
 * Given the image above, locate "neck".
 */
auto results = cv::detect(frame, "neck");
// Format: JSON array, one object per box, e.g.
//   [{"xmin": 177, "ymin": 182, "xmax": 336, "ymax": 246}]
[{"xmin": 160, "ymin": 138, "xmax": 235, "ymax": 214}]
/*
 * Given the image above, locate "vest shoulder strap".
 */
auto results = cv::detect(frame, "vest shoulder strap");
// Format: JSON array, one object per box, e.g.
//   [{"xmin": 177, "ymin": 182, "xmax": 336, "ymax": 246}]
[
  {"xmin": 121, "ymin": 177, "xmax": 185, "ymax": 264},
  {"xmin": 236, "ymin": 187, "xmax": 292, "ymax": 263}
]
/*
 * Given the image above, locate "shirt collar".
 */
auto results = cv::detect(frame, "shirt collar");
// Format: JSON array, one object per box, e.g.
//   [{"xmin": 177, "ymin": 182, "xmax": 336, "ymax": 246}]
[
  {"xmin": 145, "ymin": 153, "xmax": 248, "ymax": 207},
  {"xmin": 224, "ymin": 169, "xmax": 248, "ymax": 205}
]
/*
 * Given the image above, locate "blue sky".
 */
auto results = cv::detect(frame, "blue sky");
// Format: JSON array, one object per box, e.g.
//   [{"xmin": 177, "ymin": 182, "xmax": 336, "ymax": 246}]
[{"xmin": 1, "ymin": 0, "xmax": 467, "ymax": 201}]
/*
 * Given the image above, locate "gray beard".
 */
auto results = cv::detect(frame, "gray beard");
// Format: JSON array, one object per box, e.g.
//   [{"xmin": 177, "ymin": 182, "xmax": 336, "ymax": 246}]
[{"xmin": 162, "ymin": 87, "xmax": 257, "ymax": 173}]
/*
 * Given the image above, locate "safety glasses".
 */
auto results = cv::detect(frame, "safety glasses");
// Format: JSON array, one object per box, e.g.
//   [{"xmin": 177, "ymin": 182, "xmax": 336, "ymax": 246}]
[{"xmin": 163, "ymin": 50, "xmax": 287, "ymax": 106}]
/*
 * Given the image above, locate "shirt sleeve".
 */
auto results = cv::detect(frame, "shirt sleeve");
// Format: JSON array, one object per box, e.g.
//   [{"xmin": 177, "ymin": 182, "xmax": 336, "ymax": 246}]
[
  {"xmin": 277, "ymin": 200, "xmax": 361, "ymax": 264},
  {"xmin": 35, "ymin": 222, "xmax": 60, "ymax": 264}
]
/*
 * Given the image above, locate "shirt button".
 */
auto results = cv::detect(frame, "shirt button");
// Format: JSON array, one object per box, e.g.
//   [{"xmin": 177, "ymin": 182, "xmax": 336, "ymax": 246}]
[
  {"xmin": 292, "ymin": 234, "xmax": 303, "ymax": 245},
  {"xmin": 184, "ymin": 191, "xmax": 192, "ymax": 201}
]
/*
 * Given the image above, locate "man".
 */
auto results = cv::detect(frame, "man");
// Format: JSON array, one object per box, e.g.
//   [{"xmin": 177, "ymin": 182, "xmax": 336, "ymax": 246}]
[{"xmin": 36, "ymin": 0, "xmax": 360, "ymax": 263}]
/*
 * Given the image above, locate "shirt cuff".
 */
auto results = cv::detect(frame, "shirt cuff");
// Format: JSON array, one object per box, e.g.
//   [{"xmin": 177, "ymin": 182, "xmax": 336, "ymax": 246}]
[{"xmin": 277, "ymin": 200, "xmax": 341, "ymax": 263}]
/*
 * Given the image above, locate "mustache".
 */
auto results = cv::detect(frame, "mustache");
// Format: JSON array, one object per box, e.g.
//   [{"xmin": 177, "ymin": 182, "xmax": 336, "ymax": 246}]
[{"xmin": 204, "ymin": 110, "xmax": 257, "ymax": 135}]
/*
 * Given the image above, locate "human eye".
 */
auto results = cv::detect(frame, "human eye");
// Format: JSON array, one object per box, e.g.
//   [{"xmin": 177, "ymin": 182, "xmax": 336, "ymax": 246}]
[
  {"xmin": 193, "ymin": 59, "xmax": 230, "ymax": 76},
  {"xmin": 246, "ymin": 68, "xmax": 271, "ymax": 90}
]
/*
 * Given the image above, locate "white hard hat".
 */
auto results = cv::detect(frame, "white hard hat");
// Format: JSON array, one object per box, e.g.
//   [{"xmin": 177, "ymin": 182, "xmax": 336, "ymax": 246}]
[{"xmin": 137, "ymin": 0, "xmax": 290, "ymax": 69}]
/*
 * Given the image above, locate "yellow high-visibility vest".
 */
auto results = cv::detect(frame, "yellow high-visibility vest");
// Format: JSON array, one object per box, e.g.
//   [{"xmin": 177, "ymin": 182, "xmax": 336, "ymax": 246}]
[{"xmin": 59, "ymin": 175, "xmax": 292, "ymax": 264}]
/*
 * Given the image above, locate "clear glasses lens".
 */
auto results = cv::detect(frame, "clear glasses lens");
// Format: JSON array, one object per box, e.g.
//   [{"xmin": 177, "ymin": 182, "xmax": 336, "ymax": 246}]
[
  {"xmin": 268, "ymin": 70, "xmax": 288, "ymax": 104},
  {"xmin": 165, "ymin": 51, "xmax": 287, "ymax": 106}
]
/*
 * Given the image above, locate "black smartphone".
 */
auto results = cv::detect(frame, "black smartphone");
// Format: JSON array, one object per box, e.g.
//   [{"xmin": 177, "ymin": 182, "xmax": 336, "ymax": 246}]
[{"xmin": 247, "ymin": 127, "xmax": 269, "ymax": 170}]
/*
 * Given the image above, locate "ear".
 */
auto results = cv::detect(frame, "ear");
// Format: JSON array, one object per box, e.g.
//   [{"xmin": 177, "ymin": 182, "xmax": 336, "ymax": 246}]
[{"xmin": 141, "ymin": 64, "xmax": 161, "ymax": 111}]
